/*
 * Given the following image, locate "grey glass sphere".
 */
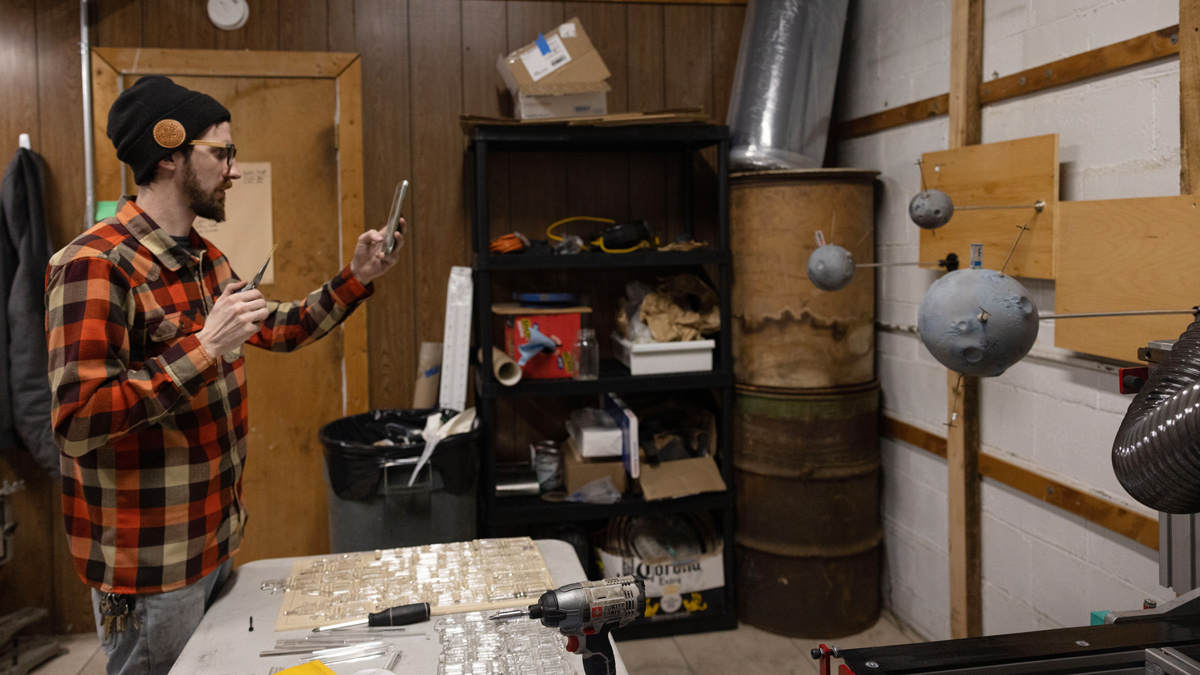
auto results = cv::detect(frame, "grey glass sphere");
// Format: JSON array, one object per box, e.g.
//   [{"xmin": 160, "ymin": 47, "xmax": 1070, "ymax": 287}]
[
  {"xmin": 917, "ymin": 269, "xmax": 1039, "ymax": 377},
  {"xmin": 807, "ymin": 244, "xmax": 855, "ymax": 291},
  {"xmin": 909, "ymin": 189, "xmax": 955, "ymax": 229}
]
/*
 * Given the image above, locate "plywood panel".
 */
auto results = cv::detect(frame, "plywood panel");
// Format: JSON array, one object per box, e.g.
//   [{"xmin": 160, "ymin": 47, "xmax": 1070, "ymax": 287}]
[
  {"xmin": 142, "ymin": 0, "xmax": 215, "ymax": 49},
  {"xmin": 91, "ymin": 0, "xmax": 143, "ymax": 48},
  {"xmin": 919, "ymin": 134, "xmax": 1059, "ymax": 279},
  {"xmin": 663, "ymin": 5, "xmax": 712, "ymax": 241},
  {"xmin": 327, "ymin": 0, "xmax": 357, "ymax": 52},
  {"xmin": 565, "ymin": 4, "xmax": 631, "ymax": 227},
  {"xmin": 281, "ymin": 0, "xmax": 329, "ymax": 51},
  {"xmin": 38, "ymin": 0, "xmax": 88, "ymax": 247},
  {"xmin": 0, "ymin": 0, "xmax": 38, "ymax": 166},
  {"xmin": 1055, "ymin": 195, "xmax": 1200, "ymax": 362},
  {"xmin": 507, "ymin": 2, "xmax": 568, "ymax": 237},
  {"xmin": 627, "ymin": 4, "xmax": 669, "ymax": 231},
  {"xmin": 463, "ymin": 0, "xmax": 511, "ymax": 247},
  {"xmin": 215, "ymin": 0, "xmax": 280, "ymax": 51},
  {"xmin": 0, "ymin": 453, "xmax": 55, "ymax": 632},
  {"xmin": 412, "ymin": 0, "xmax": 468, "ymax": 346},
  {"xmin": 356, "ymin": 0, "xmax": 416, "ymax": 410},
  {"xmin": 710, "ymin": 4, "xmax": 744, "ymax": 126},
  {"xmin": 165, "ymin": 75, "xmax": 343, "ymax": 564}
]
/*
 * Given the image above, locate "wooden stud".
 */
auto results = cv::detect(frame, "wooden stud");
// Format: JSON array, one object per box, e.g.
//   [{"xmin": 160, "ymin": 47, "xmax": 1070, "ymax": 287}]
[
  {"xmin": 836, "ymin": 93, "xmax": 951, "ymax": 140},
  {"xmin": 947, "ymin": 0, "xmax": 983, "ymax": 641},
  {"xmin": 981, "ymin": 26, "xmax": 1179, "ymax": 105},
  {"xmin": 882, "ymin": 417, "xmax": 1159, "ymax": 551},
  {"xmin": 1182, "ymin": 2, "xmax": 1200, "ymax": 195},
  {"xmin": 92, "ymin": 46, "xmax": 358, "ymax": 78},
  {"xmin": 836, "ymin": 25, "xmax": 1179, "ymax": 141},
  {"xmin": 337, "ymin": 58, "xmax": 370, "ymax": 417},
  {"xmin": 949, "ymin": 0, "xmax": 983, "ymax": 148},
  {"xmin": 946, "ymin": 373, "xmax": 982, "ymax": 638}
]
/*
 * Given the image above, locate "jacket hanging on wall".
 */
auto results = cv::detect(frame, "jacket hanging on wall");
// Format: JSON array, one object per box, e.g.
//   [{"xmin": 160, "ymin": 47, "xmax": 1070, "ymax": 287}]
[{"xmin": 1, "ymin": 147, "xmax": 58, "ymax": 478}]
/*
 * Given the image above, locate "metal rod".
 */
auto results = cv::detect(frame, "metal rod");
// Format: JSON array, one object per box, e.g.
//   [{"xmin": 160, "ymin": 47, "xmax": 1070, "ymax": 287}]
[
  {"xmin": 958, "ymin": 200, "xmax": 1046, "ymax": 213},
  {"xmin": 81, "ymin": 0, "xmax": 95, "ymax": 229},
  {"xmin": 857, "ymin": 261, "xmax": 941, "ymax": 268},
  {"xmin": 998, "ymin": 223, "xmax": 1030, "ymax": 276},
  {"xmin": 1040, "ymin": 309, "xmax": 1199, "ymax": 320}
]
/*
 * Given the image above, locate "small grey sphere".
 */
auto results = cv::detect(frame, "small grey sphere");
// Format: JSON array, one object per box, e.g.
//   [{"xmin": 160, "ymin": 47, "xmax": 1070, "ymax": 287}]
[
  {"xmin": 909, "ymin": 189, "xmax": 955, "ymax": 229},
  {"xmin": 807, "ymin": 244, "xmax": 856, "ymax": 291},
  {"xmin": 917, "ymin": 269, "xmax": 1039, "ymax": 377}
]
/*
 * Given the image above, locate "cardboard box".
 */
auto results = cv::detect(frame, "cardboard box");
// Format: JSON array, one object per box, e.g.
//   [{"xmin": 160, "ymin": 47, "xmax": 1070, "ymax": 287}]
[
  {"xmin": 496, "ymin": 18, "xmax": 612, "ymax": 120},
  {"xmin": 494, "ymin": 304, "xmax": 591, "ymax": 380},
  {"xmin": 563, "ymin": 438, "xmax": 626, "ymax": 494},
  {"xmin": 566, "ymin": 409, "xmax": 623, "ymax": 459},
  {"xmin": 637, "ymin": 456, "xmax": 727, "ymax": 501},
  {"xmin": 597, "ymin": 546, "xmax": 725, "ymax": 623}
]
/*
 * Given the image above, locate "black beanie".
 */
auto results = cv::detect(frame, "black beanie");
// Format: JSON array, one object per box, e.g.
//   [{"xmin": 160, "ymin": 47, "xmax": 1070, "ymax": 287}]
[{"xmin": 107, "ymin": 75, "xmax": 231, "ymax": 186}]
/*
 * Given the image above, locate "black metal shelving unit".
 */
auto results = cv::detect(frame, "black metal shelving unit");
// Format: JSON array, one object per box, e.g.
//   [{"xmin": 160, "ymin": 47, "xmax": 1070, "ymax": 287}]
[{"xmin": 468, "ymin": 123, "xmax": 736, "ymax": 638}]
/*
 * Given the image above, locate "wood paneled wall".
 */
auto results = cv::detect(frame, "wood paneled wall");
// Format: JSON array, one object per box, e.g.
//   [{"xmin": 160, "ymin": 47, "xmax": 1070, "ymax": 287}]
[{"xmin": 0, "ymin": 0, "xmax": 744, "ymax": 631}]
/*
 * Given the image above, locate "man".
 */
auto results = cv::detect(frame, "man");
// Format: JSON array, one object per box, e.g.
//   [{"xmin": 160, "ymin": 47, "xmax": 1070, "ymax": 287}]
[{"xmin": 44, "ymin": 75, "xmax": 404, "ymax": 675}]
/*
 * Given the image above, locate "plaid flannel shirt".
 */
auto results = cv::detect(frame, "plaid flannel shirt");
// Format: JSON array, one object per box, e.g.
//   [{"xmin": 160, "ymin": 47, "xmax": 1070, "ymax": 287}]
[{"xmin": 45, "ymin": 197, "xmax": 373, "ymax": 594}]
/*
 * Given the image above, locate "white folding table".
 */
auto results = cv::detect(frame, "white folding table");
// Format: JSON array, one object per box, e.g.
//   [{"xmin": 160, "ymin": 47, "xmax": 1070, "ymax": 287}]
[{"xmin": 170, "ymin": 539, "xmax": 628, "ymax": 675}]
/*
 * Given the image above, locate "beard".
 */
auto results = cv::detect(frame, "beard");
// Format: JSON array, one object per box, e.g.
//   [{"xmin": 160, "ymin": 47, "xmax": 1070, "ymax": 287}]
[{"xmin": 183, "ymin": 156, "xmax": 228, "ymax": 222}]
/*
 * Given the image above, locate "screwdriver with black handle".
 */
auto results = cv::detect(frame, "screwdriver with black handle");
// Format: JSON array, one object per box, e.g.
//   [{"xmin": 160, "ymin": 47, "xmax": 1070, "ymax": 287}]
[{"xmin": 313, "ymin": 602, "xmax": 450, "ymax": 631}]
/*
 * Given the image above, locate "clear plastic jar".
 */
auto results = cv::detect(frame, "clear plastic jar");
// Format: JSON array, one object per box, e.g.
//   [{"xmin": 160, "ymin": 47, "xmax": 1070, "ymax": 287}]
[
  {"xmin": 572, "ymin": 328, "xmax": 599, "ymax": 380},
  {"xmin": 531, "ymin": 440, "xmax": 563, "ymax": 493}
]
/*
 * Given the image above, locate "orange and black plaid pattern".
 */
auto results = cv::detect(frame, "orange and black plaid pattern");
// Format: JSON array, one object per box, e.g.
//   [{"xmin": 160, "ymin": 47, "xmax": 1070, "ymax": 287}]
[{"xmin": 45, "ymin": 197, "xmax": 373, "ymax": 594}]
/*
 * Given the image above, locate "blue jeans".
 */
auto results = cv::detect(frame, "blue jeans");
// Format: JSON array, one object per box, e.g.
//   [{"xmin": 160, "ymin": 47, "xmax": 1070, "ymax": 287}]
[{"xmin": 90, "ymin": 559, "xmax": 234, "ymax": 675}]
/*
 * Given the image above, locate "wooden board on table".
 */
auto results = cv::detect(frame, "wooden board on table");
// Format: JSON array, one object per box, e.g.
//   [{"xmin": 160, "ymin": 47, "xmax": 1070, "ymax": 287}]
[
  {"xmin": 274, "ymin": 538, "xmax": 556, "ymax": 632},
  {"xmin": 919, "ymin": 134, "xmax": 1059, "ymax": 280},
  {"xmin": 1054, "ymin": 195, "xmax": 1200, "ymax": 362}
]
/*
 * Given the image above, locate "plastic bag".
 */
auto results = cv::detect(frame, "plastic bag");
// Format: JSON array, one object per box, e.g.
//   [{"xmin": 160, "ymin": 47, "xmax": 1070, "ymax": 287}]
[{"xmin": 567, "ymin": 476, "xmax": 622, "ymax": 504}]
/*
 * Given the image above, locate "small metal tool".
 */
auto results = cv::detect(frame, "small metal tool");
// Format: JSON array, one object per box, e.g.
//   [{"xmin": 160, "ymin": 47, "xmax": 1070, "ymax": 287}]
[{"xmin": 241, "ymin": 243, "xmax": 277, "ymax": 292}]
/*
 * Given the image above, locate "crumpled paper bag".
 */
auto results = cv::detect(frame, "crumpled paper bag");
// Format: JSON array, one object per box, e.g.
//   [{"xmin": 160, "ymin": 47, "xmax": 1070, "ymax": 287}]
[{"xmin": 622, "ymin": 275, "xmax": 719, "ymax": 342}]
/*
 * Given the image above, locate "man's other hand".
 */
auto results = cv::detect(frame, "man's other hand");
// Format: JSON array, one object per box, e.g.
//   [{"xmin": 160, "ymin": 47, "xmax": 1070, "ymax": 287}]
[
  {"xmin": 350, "ymin": 220, "xmax": 405, "ymax": 285},
  {"xmin": 196, "ymin": 281, "xmax": 268, "ymax": 357}
]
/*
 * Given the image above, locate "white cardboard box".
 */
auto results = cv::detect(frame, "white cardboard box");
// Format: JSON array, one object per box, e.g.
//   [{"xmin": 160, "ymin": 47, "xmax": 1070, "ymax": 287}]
[
  {"xmin": 611, "ymin": 333, "xmax": 715, "ymax": 376},
  {"xmin": 565, "ymin": 415, "xmax": 623, "ymax": 459},
  {"xmin": 515, "ymin": 91, "xmax": 608, "ymax": 120}
]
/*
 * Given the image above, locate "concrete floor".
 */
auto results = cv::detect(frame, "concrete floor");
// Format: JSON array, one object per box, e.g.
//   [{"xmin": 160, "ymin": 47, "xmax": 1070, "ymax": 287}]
[{"xmin": 30, "ymin": 611, "xmax": 921, "ymax": 674}]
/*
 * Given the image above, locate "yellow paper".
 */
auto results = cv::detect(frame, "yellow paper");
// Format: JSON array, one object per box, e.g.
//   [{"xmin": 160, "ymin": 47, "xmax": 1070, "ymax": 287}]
[{"xmin": 193, "ymin": 162, "xmax": 276, "ymax": 287}]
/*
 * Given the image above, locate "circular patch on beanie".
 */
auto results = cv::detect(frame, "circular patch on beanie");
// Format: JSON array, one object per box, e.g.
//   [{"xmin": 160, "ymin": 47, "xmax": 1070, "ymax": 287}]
[{"xmin": 152, "ymin": 119, "xmax": 186, "ymax": 149}]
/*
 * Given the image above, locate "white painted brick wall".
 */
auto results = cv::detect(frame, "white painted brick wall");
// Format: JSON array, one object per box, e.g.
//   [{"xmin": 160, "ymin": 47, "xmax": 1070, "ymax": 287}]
[{"xmin": 835, "ymin": 0, "xmax": 1179, "ymax": 641}]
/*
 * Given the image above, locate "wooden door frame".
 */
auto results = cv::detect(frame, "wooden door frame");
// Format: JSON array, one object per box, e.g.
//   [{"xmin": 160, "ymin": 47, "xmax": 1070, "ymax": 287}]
[{"xmin": 89, "ymin": 47, "xmax": 369, "ymax": 417}]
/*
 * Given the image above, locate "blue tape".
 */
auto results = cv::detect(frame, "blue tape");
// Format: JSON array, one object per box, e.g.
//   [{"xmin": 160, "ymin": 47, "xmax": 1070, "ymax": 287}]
[{"xmin": 536, "ymin": 33, "xmax": 550, "ymax": 55}]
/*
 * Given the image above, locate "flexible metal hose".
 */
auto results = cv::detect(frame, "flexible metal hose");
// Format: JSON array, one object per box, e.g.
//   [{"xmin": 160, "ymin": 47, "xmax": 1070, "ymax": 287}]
[{"xmin": 1113, "ymin": 319, "xmax": 1200, "ymax": 513}]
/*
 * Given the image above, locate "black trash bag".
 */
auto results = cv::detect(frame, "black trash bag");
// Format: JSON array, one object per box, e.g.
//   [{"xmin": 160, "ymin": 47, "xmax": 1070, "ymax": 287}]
[{"xmin": 319, "ymin": 408, "xmax": 478, "ymax": 501}]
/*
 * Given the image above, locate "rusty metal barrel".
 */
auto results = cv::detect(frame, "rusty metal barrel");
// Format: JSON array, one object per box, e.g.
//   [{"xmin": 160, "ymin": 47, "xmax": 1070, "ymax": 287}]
[
  {"xmin": 731, "ymin": 169, "xmax": 878, "ymax": 389},
  {"xmin": 733, "ymin": 381, "xmax": 881, "ymax": 637}
]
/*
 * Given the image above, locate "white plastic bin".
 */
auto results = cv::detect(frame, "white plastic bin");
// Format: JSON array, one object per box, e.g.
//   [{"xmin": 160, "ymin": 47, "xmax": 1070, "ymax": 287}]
[{"xmin": 611, "ymin": 333, "xmax": 715, "ymax": 376}]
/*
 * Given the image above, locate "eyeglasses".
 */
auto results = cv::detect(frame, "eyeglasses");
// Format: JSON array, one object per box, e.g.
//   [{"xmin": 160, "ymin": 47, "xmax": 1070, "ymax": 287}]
[{"xmin": 188, "ymin": 141, "xmax": 237, "ymax": 170}]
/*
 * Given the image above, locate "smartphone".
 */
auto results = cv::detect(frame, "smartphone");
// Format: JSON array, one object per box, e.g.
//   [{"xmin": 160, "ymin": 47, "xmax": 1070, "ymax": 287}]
[{"xmin": 384, "ymin": 180, "xmax": 409, "ymax": 255}]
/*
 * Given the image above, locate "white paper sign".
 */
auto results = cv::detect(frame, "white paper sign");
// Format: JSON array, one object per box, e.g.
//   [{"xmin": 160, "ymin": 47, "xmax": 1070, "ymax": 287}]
[
  {"xmin": 558, "ymin": 22, "xmax": 576, "ymax": 38},
  {"xmin": 519, "ymin": 34, "xmax": 572, "ymax": 82},
  {"xmin": 193, "ymin": 162, "xmax": 275, "ymax": 287}
]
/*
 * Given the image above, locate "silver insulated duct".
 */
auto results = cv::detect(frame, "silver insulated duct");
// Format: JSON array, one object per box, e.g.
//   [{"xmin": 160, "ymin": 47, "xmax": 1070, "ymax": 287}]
[
  {"xmin": 726, "ymin": 0, "xmax": 850, "ymax": 172},
  {"xmin": 1113, "ymin": 320, "xmax": 1200, "ymax": 513}
]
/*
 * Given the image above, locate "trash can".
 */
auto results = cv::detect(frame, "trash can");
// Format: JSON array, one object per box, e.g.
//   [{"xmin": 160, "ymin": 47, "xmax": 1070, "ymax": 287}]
[{"xmin": 320, "ymin": 409, "xmax": 478, "ymax": 553}]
